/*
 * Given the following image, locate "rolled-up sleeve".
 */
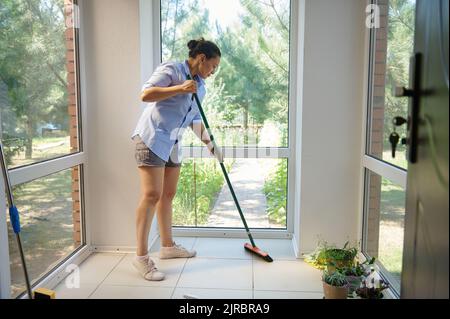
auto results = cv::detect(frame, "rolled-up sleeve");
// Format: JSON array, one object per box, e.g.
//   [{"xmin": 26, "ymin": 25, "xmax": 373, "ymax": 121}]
[{"xmin": 141, "ymin": 63, "xmax": 178, "ymax": 91}]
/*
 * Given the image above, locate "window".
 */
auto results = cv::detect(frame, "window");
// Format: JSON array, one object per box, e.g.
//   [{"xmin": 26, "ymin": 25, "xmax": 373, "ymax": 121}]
[
  {"xmin": 173, "ymin": 158, "xmax": 287, "ymax": 229},
  {"xmin": 363, "ymin": 0, "xmax": 416, "ymax": 295},
  {"xmin": 7, "ymin": 167, "xmax": 83, "ymax": 298},
  {"xmin": 0, "ymin": 0, "xmax": 84, "ymax": 298},
  {"xmin": 0, "ymin": 0, "xmax": 80, "ymax": 169},
  {"xmin": 159, "ymin": 0, "xmax": 292, "ymax": 230},
  {"xmin": 367, "ymin": 0, "xmax": 416, "ymax": 170},
  {"xmin": 364, "ymin": 170, "xmax": 406, "ymax": 292}
]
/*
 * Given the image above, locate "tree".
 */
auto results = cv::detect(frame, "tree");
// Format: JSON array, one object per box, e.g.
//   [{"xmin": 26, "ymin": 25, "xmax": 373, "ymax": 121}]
[
  {"xmin": 383, "ymin": 0, "xmax": 416, "ymax": 145},
  {"xmin": 0, "ymin": 0, "xmax": 68, "ymax": 160},
  {"xmin": 161, "ymin": 0, "xmax": 210, "ymax": 61}
]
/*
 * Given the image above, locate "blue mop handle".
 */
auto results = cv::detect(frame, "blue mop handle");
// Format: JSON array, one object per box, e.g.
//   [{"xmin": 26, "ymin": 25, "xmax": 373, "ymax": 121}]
[
  {"xmin": 9, "ymin": 206, "xmax": 21, "ymax": 234},
  {"xmin": 0, "ymin": 143, "xmax": 33, "ymax": 298},
  {"xmin": 0, "ymin": 144, "xmax": 20, "ymax": 233}
]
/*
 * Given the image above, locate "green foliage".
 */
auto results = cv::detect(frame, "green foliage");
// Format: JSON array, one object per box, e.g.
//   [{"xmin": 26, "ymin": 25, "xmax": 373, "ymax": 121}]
[
  {"xmin": 173, "ymin": 159, "xmax": 233, "ymax": 226},
  {"xmin": 322, "ymin": 269, "xmax": 348, "ymax": 287},
  {"xmin": 0, "ymin": 0, "xmax": 69, "ymax": 160},
  {"xmin": 160, "ymin": 0, "xmax": 290, "ymax": 146},
  {"xmin": 304, "ymin": 240, "xmax": 359, "ymax": 269},
  {"xmin": 263, "ymin": 160, "xmax": 287, "ymax": 225},
  {"xmin": 1, "ymin": 134, "xmax": 26, "ymax": 165},
  {"xmin": 342, "ymin": 257, "xmax": 376, "ymax": 277},
  {"xmin": 382, "ymin": 0, "xmax": 416, "ymax": 147}
]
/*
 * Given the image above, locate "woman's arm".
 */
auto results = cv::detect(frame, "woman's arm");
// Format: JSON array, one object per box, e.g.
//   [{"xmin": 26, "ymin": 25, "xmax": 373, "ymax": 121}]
[
  {"xmin": 141, "ymin": 80, "xmax": 197, "ymax": 102},
  {"xmin": 190, "ymin": 121, "xmax": 224, "ymax": 162}
]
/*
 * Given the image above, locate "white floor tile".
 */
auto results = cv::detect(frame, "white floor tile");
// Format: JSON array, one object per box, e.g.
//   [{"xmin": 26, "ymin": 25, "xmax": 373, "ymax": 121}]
[
  {"xmin": 89, "ymin": 284, "xmax": 174, "ymax": 299},
  {"xmin": 172, "ymin": 287, "xmax": 253, "ymax": 299},
  {"xmin": 177, "ymin": 258, "xmax": 252, "ymax": 290},
  {"xmin": 76, "ymin": 253, "xmax": 125, "ymax": 285},
  {"xmin": 53, "ymin": 238, "xmax": 327, "ymax": 299},
  {"xmin": 253, "ymin": 259, "xmax": 323, "ymax": 292},
  {"xmin": 251, "ymin": 239, "xmax": 297, "ymax": 260},
  {"xmin": 53, "ymin": 283, "xmax": 98, "ymax": 299},
  {"xmin": 193, "ymin": 237, "xmax": 254, "ymax": 259},
  {"xmin": 103, "ymin": 254, "xmax": 187, "ymax": 287},
  {"xmin": 254, "ymin": 290, "xmax": 324, "ymax": 299}
]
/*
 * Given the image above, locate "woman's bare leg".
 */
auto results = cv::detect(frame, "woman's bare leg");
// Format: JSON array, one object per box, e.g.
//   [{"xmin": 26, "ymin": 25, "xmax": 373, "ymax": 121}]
[
  {"xmin": 136, "ymin": 166, "xmax": 165, "ymax": 256},
  {"xmin": 156, "ymin": 166, "xmax": 181, "ymax": 247}
]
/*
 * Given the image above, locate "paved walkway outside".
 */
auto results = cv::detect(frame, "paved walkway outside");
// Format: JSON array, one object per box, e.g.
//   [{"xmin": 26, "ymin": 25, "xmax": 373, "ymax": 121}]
[{"xmin": 206, "ymin": 158, "xmax": 275, "ymax": 228}]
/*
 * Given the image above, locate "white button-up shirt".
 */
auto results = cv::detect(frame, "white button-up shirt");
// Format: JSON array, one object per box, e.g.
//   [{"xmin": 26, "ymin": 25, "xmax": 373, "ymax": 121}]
[{"xmin": 132, "ymin": 60, "xmax": 206, "ymax": 162}]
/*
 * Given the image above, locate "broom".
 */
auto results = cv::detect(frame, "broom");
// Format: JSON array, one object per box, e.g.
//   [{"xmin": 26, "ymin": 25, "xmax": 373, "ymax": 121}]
[{"xmin": 187, "ymin": 75, "xmax": 273, "ymax": 262}]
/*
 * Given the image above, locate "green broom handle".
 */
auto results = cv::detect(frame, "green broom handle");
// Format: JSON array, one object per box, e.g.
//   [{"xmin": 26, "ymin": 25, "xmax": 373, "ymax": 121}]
[{"xmin": 187, "ymin": 77, "xmax": 256, "ymax": 247}]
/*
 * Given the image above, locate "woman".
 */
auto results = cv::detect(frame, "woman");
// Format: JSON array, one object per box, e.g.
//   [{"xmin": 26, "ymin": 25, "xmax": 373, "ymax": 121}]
[{"xmin": 131, "ymin": 38, "xmax": 222, "ymax": 281}]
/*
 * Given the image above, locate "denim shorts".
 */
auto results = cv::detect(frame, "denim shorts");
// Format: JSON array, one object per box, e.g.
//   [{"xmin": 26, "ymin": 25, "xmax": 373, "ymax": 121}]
[{"xmin": 134, "ymin": 137, "xmax": 181, "ymax": 168}]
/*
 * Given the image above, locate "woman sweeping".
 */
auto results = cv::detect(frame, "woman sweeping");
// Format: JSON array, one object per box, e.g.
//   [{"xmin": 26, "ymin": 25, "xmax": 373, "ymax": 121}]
[{"xmin": 131, "ymin": 38, "xmax": 222, "ymax": 281}]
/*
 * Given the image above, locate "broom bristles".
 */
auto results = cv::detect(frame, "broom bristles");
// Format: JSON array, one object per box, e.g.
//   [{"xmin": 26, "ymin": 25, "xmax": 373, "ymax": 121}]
[{"xmin": 244, "ymin": 243, "xmax": 273, "ymax": 262}]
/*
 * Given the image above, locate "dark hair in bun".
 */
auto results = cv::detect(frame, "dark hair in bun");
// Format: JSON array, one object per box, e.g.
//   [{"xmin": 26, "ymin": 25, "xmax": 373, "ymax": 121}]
[{"xmin": 187, "ymin": 37, "xmax": 221, "ymax": 59}]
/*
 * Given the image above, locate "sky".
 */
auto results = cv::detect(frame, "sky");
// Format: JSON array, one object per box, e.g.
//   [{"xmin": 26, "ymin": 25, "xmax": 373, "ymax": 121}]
[{"xmin": 200, "ymin": 0, "xmax": 244, "ymax": 28}]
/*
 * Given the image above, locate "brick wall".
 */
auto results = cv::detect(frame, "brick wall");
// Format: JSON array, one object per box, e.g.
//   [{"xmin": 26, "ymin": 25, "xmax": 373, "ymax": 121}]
[
  {"xmin": 64, "ymin": 0, "xmax": 81, "ymax": 246},
  {"xmin": 366, "ymin": 0, "xmax": 389, "ymax": 257}
]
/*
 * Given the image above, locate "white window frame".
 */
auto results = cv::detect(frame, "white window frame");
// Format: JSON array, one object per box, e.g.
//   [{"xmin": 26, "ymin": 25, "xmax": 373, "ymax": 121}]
[
  {"xmin": 144, "ymin": 0, "xmax": 298, "ymax": 239},
  {"xmin": 359, "ymin": 0, "xmax": 409, "ymax": 297},
  {"xmin": 0, "ymin": 0, "xmax": 91, "ymax": 299}
]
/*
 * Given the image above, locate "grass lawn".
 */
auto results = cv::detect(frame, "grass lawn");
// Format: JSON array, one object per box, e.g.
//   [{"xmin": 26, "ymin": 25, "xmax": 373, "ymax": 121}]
[
  {"xmin": 9, "ymin": 136, "xmax": 73, "ymax": 168},
  {"xmin": 378, "ymin": 177, "xmax": 406, "ymax": 281}
]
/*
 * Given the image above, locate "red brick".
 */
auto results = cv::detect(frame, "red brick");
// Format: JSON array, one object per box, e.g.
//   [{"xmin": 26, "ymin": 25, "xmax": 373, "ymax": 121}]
[
  {"xmin": 66, "ymin": 38, "xmax": 74, "ymax": 50},
  {"xmin": 68, "ymin": 93, "xmax": 77, "ymax": 105},
  {"xmin": 66, "ymin": 50, "xmax": 75, "ymax": 62},
  {"xmin": 374, "ymin": 74, "xmax": 385, "ymax": 86},
  {"xmin": 68, "ymin": 105, "xmax": 77, "ymax": 116},
  {"xmin": 375, "ymin": 51, "xmax": 386, "ymax": 63},
  {"xmin": 67, "ymin": 61, "xmax": 75, "ymax": 73},
  {"xmin": 373, "ymin": 86, "xmax": 386, "ymax": 97},
  {"xmin": 65, "ymin": 28, "xmax": 74, "ymax": 41},
  {"xmin": 374, "ymin": 63, "xmax": 386, "ymax": 75},
  {"xmin": 376, "ymin": 39, "xmax": 387, "ymax": 52}
]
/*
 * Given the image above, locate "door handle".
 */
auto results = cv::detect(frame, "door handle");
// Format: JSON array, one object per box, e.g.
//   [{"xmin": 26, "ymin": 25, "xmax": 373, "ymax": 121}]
[{"xmin": 394, "ymin": 53, "xmax": 422, "ymax": 164}]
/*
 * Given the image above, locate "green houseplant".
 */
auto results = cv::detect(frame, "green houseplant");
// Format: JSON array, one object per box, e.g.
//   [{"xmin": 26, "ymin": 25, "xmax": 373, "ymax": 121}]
[
  {"xmin": 322, "ymin": 269, "xmax": 349, "ymax": 299},
  {"xmin": 355, "ymin": 272, "xmax": 390, "ymax": 299},
  {"xmin": 341, "ymin": 257, "xmax": 376, "ymax": 294},
  {"xmin": 304, "ymin": 240, "xmax": 358, "ymax": 271}
]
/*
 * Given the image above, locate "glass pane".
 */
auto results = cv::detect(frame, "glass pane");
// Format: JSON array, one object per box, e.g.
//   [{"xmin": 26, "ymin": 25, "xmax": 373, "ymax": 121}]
[
  {"xmin": 7, "ymin": 166, "xmax": 82, "ymax": 298},
  {"xmin": 0, "ymin": 0, "xmax": 80, "ymax": 169},
  {"xmin": 173, "ymin": 158, "xmax": 287, "ymax": 229},
  {"xmin": 365, "ymin": 170, "xmax": 406, "ymax": 292},
  {"xmin": 368, "ymin": 0, "xmax": 416, "ymax": 169},
  {"xmin": 160, "ymin": 0, "xmax": 290, "ymax": 148}
]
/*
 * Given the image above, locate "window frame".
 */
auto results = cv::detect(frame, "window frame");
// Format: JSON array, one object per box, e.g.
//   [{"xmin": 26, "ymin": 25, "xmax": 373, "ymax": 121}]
[
  {"xmin": 152, "ymin": 0, "xmax": 297, "ymax": 238},
  {"xmin": 360, "ymin": 0, "xmax": 410, "ymax": 298},
  {"xmin": 0, "ymin": 0, "xmax": 90, "ymax": 299}
]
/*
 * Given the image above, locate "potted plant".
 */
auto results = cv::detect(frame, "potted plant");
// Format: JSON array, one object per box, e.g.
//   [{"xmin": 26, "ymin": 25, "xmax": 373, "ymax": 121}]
[
  {"xmin": 304, "ymin": 240, "xmax": 359, "ymax": 272},
  {"xmin": 322, "ymin": 269, "xmax": 349, "ymax": 299},
  {"xmin": 356, "ymin": 275, "xmax": 389, "ymax": 299},
  {"xmin": 341, "ymin": 257, "xmax": 376, "ymax": 294}
]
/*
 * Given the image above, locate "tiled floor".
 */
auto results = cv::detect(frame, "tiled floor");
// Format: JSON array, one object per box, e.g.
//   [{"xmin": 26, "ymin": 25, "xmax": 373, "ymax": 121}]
[{"xmin": 54, "ymin": 237, "xmax": 324, "ymax": 299}]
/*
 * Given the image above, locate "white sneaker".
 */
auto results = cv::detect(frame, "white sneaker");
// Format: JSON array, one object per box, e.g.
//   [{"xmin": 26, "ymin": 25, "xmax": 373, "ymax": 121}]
[
  {"xmin": 132, "ymin": 256, "xmax": 165, "ymax": 281},
  {"xmin": 159, "ymin": 242, "xmax": 197, "ymax": 259}
]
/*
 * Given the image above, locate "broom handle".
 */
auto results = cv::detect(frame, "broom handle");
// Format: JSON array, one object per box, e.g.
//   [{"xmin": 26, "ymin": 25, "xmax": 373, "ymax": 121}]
[
  {"xmin": 187, "ymin": 78, "xmax": 256, "ymax": 247},
  {"xmin": 0, "ymin": 144, "xmax": 33, "ymax": 299}
]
